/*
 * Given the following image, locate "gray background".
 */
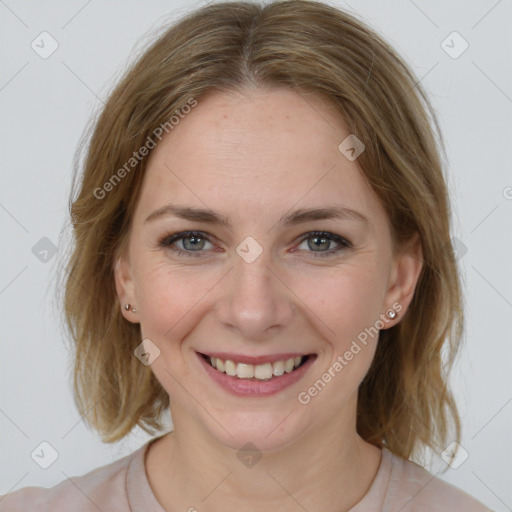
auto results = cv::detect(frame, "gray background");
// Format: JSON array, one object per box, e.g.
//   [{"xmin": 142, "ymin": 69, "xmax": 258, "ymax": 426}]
[{"xmin": 0, "ymin": 0, "xmax": 511, "ymax": 510}]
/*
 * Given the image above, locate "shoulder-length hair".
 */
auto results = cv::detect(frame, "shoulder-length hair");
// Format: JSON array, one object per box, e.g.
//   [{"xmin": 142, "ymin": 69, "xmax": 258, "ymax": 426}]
[{"xmin": 57, "ymin": 0, "xmax": 463, "ymax": 466}]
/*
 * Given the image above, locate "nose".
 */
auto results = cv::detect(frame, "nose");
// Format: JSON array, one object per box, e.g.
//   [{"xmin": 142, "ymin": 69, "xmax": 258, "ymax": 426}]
[{"xmin": 215, "ymin": 245, "xmax": 295, "ymax": 340}]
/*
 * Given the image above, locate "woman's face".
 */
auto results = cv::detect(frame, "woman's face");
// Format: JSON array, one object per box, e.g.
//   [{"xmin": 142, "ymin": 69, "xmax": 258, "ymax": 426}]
[{"xmin": 115, "ymin": 88, "xmax": 422, "ymax": 452}]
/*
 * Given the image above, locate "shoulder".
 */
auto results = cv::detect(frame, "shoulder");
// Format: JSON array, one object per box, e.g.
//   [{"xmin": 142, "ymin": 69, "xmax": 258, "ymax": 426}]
[
  {"xmin": 385, "ymin": 449, "xmax": 494, "ymax": 512},
  {"xmin": 0, "ymin": 446, "xmax": 141, "ymax": 512}
]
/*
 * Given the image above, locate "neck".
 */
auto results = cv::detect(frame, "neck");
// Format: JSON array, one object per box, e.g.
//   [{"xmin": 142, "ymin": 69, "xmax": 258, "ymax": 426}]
[{"xmin": 145, "ymin": 399, "xmax": 382, "ymax": 512}]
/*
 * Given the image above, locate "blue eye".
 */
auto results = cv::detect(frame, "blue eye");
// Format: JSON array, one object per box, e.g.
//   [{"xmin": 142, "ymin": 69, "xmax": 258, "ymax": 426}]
[
  {"xmin": 295, "ymin": 231, "xmax": 351, "ymax": 257},
  {"xmin": 159, "ymin": 230, "xmax": 351, "ymax": 258},
  {"xmin": 159, "ymin": 231, "xmax": 213, "ymax": 258}
]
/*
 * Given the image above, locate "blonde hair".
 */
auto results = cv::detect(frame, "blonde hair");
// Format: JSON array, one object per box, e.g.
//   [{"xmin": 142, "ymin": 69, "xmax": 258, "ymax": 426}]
[{"xmin": 58, "ymin": 0, "xmax": 463, "ymax": 466}]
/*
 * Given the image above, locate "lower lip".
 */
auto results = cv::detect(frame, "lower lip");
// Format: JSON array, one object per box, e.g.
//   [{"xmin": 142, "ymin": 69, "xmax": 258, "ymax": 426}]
[{"xmin": 196, "ymin": 352, "xmax": 316, "ymax": 397}]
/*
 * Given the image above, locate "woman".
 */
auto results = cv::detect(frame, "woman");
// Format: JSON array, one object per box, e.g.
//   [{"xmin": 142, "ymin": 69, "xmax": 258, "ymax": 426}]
[{"xmin": 0, "ymin": 1, "xmax": 494, "ymax": 510}]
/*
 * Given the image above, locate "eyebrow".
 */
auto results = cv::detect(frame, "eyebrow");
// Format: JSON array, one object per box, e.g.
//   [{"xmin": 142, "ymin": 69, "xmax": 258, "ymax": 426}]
[{"xmin": 144, "ymin": 203, "xmax": 369, "ymax": 229}]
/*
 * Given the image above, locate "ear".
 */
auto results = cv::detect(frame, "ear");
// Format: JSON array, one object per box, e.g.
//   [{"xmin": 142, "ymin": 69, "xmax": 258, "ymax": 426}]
[
  {"xmin": 113, "ymin": 247, "xmax": 138, "ymax": 323},
  {"xmin": 381, "ymin": 233, "xmax": 423, "ymax": 328}
]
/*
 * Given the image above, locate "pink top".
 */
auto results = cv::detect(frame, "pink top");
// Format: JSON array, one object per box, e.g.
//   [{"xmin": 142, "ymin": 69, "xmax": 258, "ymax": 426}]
[{"xmin": 0, "ymin": 436, "xmax": 493, "ymax": 511}]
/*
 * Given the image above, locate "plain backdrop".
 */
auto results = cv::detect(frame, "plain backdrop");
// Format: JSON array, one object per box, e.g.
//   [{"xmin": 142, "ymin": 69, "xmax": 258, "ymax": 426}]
[{"xmin": 0, "ymin": 0, "xmax": 511, "ymax": 510}]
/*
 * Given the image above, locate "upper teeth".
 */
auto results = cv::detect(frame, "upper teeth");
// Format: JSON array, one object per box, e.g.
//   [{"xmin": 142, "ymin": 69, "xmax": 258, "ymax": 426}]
[{"xmin": 209, "ymin": 356, "xmax": 303, "ymax": 380}]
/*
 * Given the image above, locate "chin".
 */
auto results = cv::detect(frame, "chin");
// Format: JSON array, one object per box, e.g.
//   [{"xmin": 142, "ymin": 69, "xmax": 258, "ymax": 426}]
[{"xmin": 200, "ymin": 408, "xmax": 312, "ymax": 455}]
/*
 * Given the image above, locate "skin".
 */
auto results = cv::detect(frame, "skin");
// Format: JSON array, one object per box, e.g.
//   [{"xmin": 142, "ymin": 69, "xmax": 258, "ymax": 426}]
[{"xmin": 114, "ymin": 87, "xmax": 423, "ymax": 512}]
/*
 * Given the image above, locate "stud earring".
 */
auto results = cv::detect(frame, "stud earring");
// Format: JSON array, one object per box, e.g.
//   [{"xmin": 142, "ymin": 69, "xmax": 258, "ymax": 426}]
[
  {"xmin": 386, "ymin": 310, "xmax": 397, "ymax": 319},
  {"xmin": 124, "ymin": 304, "xmax": 137, "ymax": 313}
]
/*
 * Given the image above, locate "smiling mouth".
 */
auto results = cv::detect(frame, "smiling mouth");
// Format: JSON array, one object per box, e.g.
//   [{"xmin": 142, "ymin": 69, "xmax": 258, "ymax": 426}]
[{"xmin": 199, "ymin": 353, "xmax": 312, "ymax": 380}]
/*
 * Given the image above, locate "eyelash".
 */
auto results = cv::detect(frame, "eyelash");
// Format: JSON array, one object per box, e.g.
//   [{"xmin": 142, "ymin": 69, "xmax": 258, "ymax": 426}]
[{"xmin": 158, "ymin": 230, "xmax": 352, "ymax": 259}]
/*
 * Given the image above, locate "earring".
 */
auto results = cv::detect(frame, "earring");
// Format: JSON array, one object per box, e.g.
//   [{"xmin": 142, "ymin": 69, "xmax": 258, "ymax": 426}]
[
  {"xmin": 386, "ymin": 310, "xmax": 397, "ymax": 319},
  {"xmin": 124, "ymin": 304, "xmax": 137, "ymax": 313}
]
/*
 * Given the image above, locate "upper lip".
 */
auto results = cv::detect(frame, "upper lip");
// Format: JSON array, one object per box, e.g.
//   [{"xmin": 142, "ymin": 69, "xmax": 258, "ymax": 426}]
[{"xmin": 198, "ymin": 351, "xmax": 314, "ymax": 365}]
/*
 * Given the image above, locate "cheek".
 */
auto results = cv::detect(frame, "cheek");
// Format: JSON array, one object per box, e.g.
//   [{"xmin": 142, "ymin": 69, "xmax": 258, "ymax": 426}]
[
  {"xmin": 295, "ymin": 261, "xmax": 386, "ymax": 344},
  {"xmin": 296, "ymin": 266, "xmax": 385, "ymax": 400},
  {"xmin": 134, "ymin": 261, "xmax": 221, "ymax": 342}
]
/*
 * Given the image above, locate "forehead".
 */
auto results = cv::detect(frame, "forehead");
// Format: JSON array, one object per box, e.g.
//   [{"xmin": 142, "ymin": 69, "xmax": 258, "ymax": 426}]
[
  {"xmin": 137, "ymin": 88, "xmax": 385, "ymax": 227},
  {"xmin": 150, "ymin": 88, "xmax": 347, "ymax": 174}
]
